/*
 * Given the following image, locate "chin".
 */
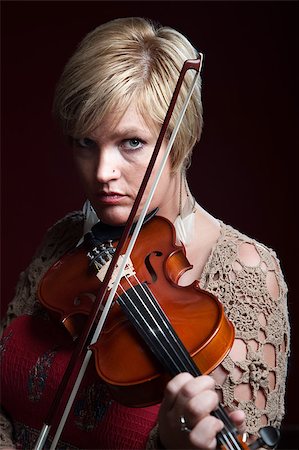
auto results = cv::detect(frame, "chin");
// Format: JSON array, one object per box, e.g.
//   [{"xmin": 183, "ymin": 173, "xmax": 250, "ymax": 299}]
[{"xmin": 95, "ymin": 209, "xmax": 129, "ymax": 227}]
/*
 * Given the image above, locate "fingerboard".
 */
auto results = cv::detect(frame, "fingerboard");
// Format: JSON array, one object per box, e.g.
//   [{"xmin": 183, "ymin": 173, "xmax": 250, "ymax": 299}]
[{"xmin": 117, "ymin": 282, "xmax": 242, "ymax": 450}]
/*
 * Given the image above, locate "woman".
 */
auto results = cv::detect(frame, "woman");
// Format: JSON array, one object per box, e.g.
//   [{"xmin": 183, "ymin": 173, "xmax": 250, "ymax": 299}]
[{"xmin": 0, "ymin": 17, "xmax": 289, "ymax": 450}]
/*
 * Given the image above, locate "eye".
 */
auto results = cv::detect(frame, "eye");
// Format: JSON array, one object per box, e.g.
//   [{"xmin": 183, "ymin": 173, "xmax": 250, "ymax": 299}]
[
  {"xmin": 73, "ymin": 137, "xmax": 96, "ymax": 148},
  {"xmin": 121, "ymin": 138, "xmax": 145, "ymax": 151}
]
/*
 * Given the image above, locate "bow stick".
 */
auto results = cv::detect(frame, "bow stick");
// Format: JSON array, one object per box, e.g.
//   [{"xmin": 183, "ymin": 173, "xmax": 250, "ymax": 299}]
[{"xmin": 34, "ymin": 56, "xmax": 203, "ymax": 450}]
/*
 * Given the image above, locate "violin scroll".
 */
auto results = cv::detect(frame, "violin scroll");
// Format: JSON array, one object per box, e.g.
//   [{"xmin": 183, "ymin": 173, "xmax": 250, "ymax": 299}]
[{"xmin": 249, "ymin": 426, "xmax": 280, "ymax": 450}]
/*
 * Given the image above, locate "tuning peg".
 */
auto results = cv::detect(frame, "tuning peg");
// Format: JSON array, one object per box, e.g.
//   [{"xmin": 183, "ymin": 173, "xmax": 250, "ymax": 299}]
[{"xmin": 250, "ymin": 426, "xmax": 280, "ymax": 450}]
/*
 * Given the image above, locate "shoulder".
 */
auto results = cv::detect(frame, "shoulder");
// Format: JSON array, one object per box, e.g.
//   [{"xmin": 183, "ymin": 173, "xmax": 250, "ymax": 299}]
[
  {"xmin": 201, "ymin": 221, "xmax": 288, "ymax": 306},
  {"xmin": 1, "ymin": 211, "xmax": 85, "ymax": 331},
  {"xmin": 28, "ymin": 209, "xmax": 85, "ymax": 292},
  {"xmin": 34, "ymin": 210, "xmax": 84, "ymax": 258}
]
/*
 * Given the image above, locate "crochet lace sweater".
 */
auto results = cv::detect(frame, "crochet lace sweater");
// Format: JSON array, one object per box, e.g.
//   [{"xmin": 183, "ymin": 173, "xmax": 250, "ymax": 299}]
[{"xmin": 0, "ymin": 212, "xmax": 290, "ymax": 449}]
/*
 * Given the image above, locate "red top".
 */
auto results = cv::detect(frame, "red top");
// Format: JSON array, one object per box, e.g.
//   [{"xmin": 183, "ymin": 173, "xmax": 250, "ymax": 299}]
[{"xmin": 0, "ymin": 313, "xmax": 159, "ymax": 449}]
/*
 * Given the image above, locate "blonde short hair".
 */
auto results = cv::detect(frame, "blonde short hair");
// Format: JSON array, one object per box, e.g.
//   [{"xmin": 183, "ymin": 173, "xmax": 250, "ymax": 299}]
[{"xmin": 53, "ymin": 17, "xmax": 203, "ymax": 172}]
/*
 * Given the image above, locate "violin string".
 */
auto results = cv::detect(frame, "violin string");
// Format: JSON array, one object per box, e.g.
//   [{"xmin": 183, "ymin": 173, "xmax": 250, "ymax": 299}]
[
  {"xmin": 117, "ymin": 282, "xmax": 193, "ymax": 375},
  {"xmin": 115, "ymin": 274, "xmax": 242, "ymax": 450},
  {"xmin": 118, "ymin": 276, "xmax": 203, "ymax": 376},
  {"xmin": 116, "ymin": 277, "xmax": 239, "ymax": 450}
]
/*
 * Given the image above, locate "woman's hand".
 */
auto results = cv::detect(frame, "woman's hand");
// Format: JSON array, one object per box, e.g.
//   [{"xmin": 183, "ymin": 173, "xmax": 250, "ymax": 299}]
[{"xmin": 158, "ymin": 373, "xmax": 246, "ymax": 449}]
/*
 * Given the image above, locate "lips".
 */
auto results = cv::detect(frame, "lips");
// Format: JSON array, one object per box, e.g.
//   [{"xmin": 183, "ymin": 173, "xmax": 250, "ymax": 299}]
[{"xmin": 96, "ymin": 191, "xmax": 126, "ymax": 205}]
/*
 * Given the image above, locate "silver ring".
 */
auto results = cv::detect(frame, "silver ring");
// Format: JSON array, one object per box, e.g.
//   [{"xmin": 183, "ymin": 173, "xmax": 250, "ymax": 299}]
[{"xmin": 180, "ymin": 415, "xmax": 192, "ymax": 433}]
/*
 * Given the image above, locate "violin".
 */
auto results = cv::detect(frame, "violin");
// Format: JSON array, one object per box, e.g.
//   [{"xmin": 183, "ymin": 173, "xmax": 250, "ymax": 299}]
[
  {"xmin": 38, "ymin": 215, "xmax": 280, "ymax": 450},
  {"xmin": 38, "ymin": 215, "xmax": 235, "ymax": 407}
]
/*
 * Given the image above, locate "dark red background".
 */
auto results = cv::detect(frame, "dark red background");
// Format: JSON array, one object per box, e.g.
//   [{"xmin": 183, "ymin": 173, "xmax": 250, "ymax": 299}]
[{"xmin": 1, "ymin": 0, "xmax": 298, "ymax": 441}]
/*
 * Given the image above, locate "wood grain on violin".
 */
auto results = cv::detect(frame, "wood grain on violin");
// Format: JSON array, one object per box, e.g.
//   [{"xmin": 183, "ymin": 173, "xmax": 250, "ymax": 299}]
[{"xmin": 38, "ymin": 216, "xmax": 234, "ymax": 406}]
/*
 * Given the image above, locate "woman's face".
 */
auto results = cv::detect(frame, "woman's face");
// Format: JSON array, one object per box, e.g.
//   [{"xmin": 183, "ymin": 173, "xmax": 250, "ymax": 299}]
[{"xmin": 72, "ymin": 104, "xmax": 180, "ymax": 226}]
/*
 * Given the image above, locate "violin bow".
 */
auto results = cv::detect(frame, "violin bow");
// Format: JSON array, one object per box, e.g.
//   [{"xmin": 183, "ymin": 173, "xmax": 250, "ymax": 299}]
[{"xmin": 34, "ymin": 56, "xmax": 203, "ymax": 450}]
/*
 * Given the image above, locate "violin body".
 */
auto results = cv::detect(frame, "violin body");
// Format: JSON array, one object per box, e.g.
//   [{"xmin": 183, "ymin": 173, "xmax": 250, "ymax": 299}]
[{"xmin": 38, "ymin": 216, "xmax": 234, "ymax": 406}]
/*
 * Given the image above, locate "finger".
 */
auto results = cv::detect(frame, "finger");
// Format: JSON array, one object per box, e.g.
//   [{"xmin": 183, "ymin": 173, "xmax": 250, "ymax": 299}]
[
  {"xmin": 186, "ymin": 389, "xmax": 220, "ymax": 427},
  {"xmin": 177, "ymin": 375, "xmax": 216, "ymax": 402},
  {"xmin": 189, "ymin": 415, "xmax": 224, "ymax": 450},
  {"xmin": 171, "ymin": 375, "xmax": 216, "ymax": 420},
  {"xmin": 161, "ymin": 372, "xmax": 194, "ymax": 412},
  {"xmin": 228, "ymin": 409, "xmax": 246, "ymax": 433},
  {"xmin": 165, "ymin": 374, "xmax": 216, "ymax": 412}
]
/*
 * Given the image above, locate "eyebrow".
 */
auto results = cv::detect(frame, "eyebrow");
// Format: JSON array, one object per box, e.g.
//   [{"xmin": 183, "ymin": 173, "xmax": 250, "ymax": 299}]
[
  {"xmin": 110, "ymin": 127, "xmax": 153, "ymax": 139},
  {"xmin": 89, "ymin": 126, "xmax": 155, "ymax": 142}
]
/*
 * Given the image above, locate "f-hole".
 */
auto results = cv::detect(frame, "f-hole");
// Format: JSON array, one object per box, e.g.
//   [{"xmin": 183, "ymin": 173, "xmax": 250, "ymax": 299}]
[{"xmin": 144, "ymin": 251, "xmax": 163, "ymax": 283}]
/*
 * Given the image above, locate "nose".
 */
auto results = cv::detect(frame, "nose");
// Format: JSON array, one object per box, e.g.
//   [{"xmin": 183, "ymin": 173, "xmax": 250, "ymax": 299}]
[{"xmin": 96, "ymin": 147, "xmax": 120, "ymax": 183}]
